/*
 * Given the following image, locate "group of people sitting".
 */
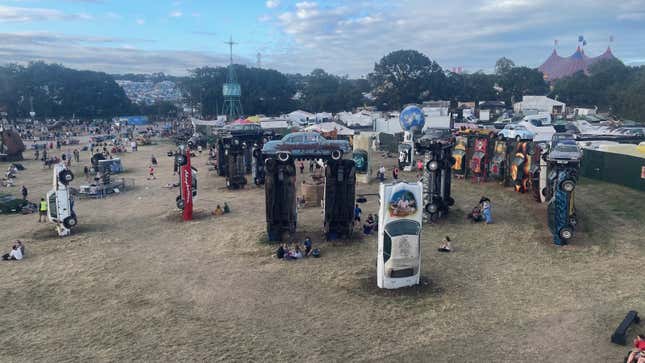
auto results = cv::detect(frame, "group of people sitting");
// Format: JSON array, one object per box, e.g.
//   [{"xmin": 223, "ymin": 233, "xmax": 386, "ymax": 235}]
[
  {"xmin": 362, "ymin": 214, "xmax": 378, "ymax": 235},
  {"xmin": 2, "ymin": 240, "xmax": 25, "ymax": 261},
  {"xmin": 276, "ymin": 237, "xmax": 320, "ymax": 260},
  {"xmin": 467, "ymin": 196, "xmax": 493, "ymax": 224},
  {"xmin": 212, "ymin": 202, "xmax": 231, "ymax": 216}
]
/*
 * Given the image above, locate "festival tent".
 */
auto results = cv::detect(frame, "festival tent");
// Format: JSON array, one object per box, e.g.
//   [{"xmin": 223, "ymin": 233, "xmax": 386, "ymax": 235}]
[
  {"xmin": 305, "ymin": 122, "xmax": 355, "ymax": 136},
  {"xmin": 538, "ymin": 46, "xmax": 617, "ymax": 81}
]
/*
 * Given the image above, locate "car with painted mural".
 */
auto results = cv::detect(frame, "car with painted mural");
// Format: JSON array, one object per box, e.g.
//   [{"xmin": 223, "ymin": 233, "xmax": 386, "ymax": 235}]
[
  {"xmin": 451, "ymin": 136, "xmax": 468, "ymax": 175},
  {"xmin": 469, "ymin": 137, "xmax": 491, "ymax": 180},
  {"xmin": 547, "ymin": 169, "xmax": 577, "ymax": 245},
  {"xmin": 498, "ymin": 124, "xmax": 536, "ymax": 141},
  {"xmin": 489, "ymin": 140, "xmax": 508, "ymax": 182},
  {"xmin": 510, "ymin": 142, "xmax": 534, "ymax": 192},
  {"xmin": 262, "ymin": 132, "xmax": 351, "ymax": 162},
  {"xmin": 377, "ymin": 182, "xmax": 423, "ymax": 289}
]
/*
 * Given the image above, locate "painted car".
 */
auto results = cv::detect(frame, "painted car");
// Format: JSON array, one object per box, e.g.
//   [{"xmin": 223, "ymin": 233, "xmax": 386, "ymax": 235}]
[
  {"xmin": 489, "ymin": 140, "xmax": 507, "ymax": 181},
  {"xmin": 451, "ymin": 136, "xmax": 468, "ymax": 174},
  {"xmin": 262, "ymin": 132, "xmax": 350, "ymax": 162},
  {"xmin": 510, "ymin": 142, "xmax": 533, "ymax": 192},
  {"xmin": 547, "ymin": 169, "xmax": 577, "ymax": 245},
  {"xmin": 377, "ymin": 182, "xmax": 423, "ymax": 289},
  {"xmin": 498, "ymin": 124, "xmax": 536, "ymax": 141},
  {"xmin": 469, "ymin": 137, "xmax": 490, "ymax": 180}
]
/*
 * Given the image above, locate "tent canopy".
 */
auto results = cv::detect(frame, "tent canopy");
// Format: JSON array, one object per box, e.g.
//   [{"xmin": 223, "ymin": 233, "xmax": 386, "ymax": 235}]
[{"xmin": 305, "ymin": 122, "xmax": 354, "ymax": 136}]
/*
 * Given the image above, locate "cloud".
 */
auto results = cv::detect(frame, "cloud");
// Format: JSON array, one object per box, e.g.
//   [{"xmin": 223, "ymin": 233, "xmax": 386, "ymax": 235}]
[
  {"xmin": 136, "ymin": 18, "xmax": 145, "ymax": 25},
  {"xmin": 0, "ymin": 32, "xmax": 247, "ymax": 75},
  {"xmin": 169, "ymin": 10, "xmax": 182, "ymax": 17},
  {"xmin": 0, "ymin": 5, "xmax": 92, "ymax": 22},
  {"xmin": 266, "ymin": 0, "xmax": 280, "ymax": 9}
]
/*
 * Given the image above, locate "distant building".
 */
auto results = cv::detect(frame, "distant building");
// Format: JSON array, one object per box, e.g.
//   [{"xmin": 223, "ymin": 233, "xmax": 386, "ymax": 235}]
[
  {"xmin": 538, "ymin": 46, "xmax": 617, "ymax": 81},
  {"xmin": 513, "ymin": 96, "xmax": 565, "ymax": 115}
]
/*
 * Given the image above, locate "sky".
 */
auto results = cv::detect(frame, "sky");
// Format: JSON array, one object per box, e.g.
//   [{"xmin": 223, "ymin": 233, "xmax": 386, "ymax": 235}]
[{"xmin": 1, "ymin": 0, "xmax": 644, "ymax": 76}]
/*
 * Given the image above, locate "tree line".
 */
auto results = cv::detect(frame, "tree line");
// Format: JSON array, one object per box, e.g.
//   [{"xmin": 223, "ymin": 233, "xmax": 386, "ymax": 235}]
[{"xmin": 1, "ymin": 52, "xmax": 643, "ymax": 122}]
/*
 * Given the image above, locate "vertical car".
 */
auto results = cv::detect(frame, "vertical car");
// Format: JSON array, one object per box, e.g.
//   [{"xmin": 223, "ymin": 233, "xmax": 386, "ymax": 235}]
[
  {"xmin": 547, "ymin": 169, "xmax": 577, "ymax": 245},
  {"xmin": 451, "ymin": 136, "xmax": 468, "ymax": 176},
  {"xmin": 377, "ymin": 181, "xmax": 423, "ymax": 289}
]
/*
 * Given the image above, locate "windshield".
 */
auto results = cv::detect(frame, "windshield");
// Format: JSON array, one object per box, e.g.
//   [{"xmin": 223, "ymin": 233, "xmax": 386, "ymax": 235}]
[{"xmin": 385, "ymin": 220, "xmax": 421, "ymax": 237}]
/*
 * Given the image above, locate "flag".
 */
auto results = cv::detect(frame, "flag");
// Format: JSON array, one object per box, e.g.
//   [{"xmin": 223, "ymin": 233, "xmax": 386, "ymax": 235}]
[
  {"xmin": 578, "ymin": 35, "xmax": 584, "ymax": 42},
  {"xmin": 583, "ymin": 40, "xmax": 587, "ymax": 46},
  {"xmin": 554, "ymin": 39, "xmax": 559, "ymax": 47}
]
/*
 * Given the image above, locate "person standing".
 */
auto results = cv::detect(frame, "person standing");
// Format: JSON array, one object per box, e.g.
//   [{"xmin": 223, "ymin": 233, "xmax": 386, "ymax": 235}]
[
  {"xmin": 299, "ymin": 161, "xmax": 305, "ymax": 174},
  {"xmin": 392, "ymin": 167, "xmax": 399, "ymax": 180},
  {"xmin": 480, "ymin": 197, "xmax": 493, "ymax": 224},
  {"xmin": 147, "ymin": 165, "xmax": 156, "ymax": 180},
  {"xmin": 38, "ymin": 198, "xmax": 47, "ymax": 223},
  {"xmin": 21, "ymin": 185, "xmax": 28, "ymax": 200},
  {"xmin": 378, "ymin": 165, "xmax": 386, "ymax": 182},
  {"xmin": 73, "ymin": 149, "xmax": 80, "ymax": 163},
  {"xmin": 354, "ymin": 204, "xmax": 362, "ymax": 225},
  {"xmin": 309, "ymin": 161, "xmax": 314, "ymax": 173},
  {"xmin": 416, "ymin": 159, "xmax": 423, "ymax": 172}
]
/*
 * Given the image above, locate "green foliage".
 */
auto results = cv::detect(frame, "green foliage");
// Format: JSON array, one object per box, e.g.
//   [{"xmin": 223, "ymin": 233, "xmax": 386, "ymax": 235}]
[
  {"xmin": 369, "ymin": 50, "xmax": 445, "ymax": 110},
  {"xmin": 497, "ymin": 66, "xmax": 549, "ymax": 103},
  {"xmin": 0, "ymin": 62, "xmax": 134, "ymax": 118},
  {"xmin": 300, "ymin": 69, "xmax": 367, "ymax": 113},
  {"xmin": 181, "ymin": 65, "xmax": 296, "ymax": 117},
  {"xmin": 495, "ymin": 57, "xmax": 516, "ymax": 76},
  {"xmin": 551, "ymin": 59, "xmax": 645, "ymax": 122}
]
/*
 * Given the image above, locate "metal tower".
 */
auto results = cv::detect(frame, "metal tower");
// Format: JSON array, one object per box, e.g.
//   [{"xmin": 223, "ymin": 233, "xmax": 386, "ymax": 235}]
[{"xmin": 222, "ymin": 36, "xmax": 243, "ymax": 122}]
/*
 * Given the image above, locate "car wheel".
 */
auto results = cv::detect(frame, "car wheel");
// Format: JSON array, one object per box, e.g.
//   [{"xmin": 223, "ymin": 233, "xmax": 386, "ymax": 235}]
[
  {"xmin": 445, "ymin": 197, "xmax": 455, "ymax": 206},
  {"xmin": 559, "ymin": 226, "xmax": 573, "ymax": 240},
  {"xmin": 515, "ymin": 135, "xmax": 521, "ymax": 142},
  {"xmin": 560, "ymin": 179, "xmax": 575, "ymax": 192},
  {"xmin": 426, "ymin": 160, "xmax": 439, "ymax": 172},
  {"xmin": 176, "ymin": 154, "xmax": 187, "ymax": 166},
  {"xmin": 425, "ymin": 203, "xmax": 438, "ymax": 214},
  {"xmin": 58, "ymin": 170, "xmax": 74, "ymax": 185},
  {"xmin": 277, "ymin": 152, "xmax": 290, "ymax": 162},
  {"xmin": 63, "ymin": 215, "xmax": 77, "ymax": 229},
  {"xmin": 331, "ymin": 150, "xmax": 342, "ymax": 160}
]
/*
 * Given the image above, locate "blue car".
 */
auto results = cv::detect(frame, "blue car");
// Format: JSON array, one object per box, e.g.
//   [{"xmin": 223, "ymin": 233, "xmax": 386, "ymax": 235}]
[
  {"xmin": 262, "ymin": 132, "xmax": 351, "ymax": 162},
  {"xmin": 498, "ymin": 124, "xmax": 536, "ymax": 141},
  {"xmin": 547, "ymin": 169, "xmax": 577, "ymax": 245}
]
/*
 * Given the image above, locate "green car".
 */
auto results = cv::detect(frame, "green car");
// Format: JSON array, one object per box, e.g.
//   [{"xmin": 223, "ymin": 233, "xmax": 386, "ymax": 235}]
[{"xmin": 0, "ymin": 193, "xmax": 29, "ymax": 214}]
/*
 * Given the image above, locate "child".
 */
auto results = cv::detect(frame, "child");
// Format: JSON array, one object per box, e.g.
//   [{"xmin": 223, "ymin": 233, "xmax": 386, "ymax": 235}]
[
  {"xmin": 148, "ymin": 165, "xmax": 156, "ymax": 180},
  {"xmin": 438, "ymin": 236, "xmax": 452, "ymax": 252}
]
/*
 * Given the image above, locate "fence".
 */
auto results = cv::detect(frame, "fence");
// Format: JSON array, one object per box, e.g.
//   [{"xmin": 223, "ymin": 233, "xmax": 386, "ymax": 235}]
[{"xmin": 580, "ymin": 149, "xmax": 645, "ymax": 191}]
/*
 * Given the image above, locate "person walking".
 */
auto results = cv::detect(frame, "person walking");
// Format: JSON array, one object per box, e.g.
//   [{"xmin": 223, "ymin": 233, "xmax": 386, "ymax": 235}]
[
  {"xmin": 38, "ymin": 198, "xmax": 47, "ymax": 223},
  {"xmin": 21, "ymin": 185, "xmax": 28, "ymax": 200},
  {"xmin": 299, "ymin": 161, "xmax": 305, "ymax": 174},
  {"xmin": 73, "ymin": 149, "xmax": 80, "ymax": 163},
  {"xmin": 147, "ymin": 165, "xmax": 156, "ymax": 180}
]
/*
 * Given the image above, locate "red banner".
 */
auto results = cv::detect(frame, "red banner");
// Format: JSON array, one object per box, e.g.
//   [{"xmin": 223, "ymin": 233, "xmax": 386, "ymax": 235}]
[{"xmin": 181, "ymin": 149, "xmax": 193, "ymax": 221}]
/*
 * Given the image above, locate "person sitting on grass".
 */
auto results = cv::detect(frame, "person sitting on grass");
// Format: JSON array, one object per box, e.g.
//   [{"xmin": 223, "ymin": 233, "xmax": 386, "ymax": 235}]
[
  {"xmin": 223, "ymin": 202, "xmax": 231, "ymax": 214},
  {"xmin": 363, "ymin": 214, "xmax": 376, "ymax": 235},
  {"xmin": 213, "ymin": 205, "xmax": 224, "ymax": 216},
  {"xmin": 627, "ymin": 335, "xmax": 645, "ymax": 363},
  {"xmin": 2, "ymin": 243, "xmax": 23, "ymax": 261},
  {"xmin": 303, "ymin": 237, "xmax": 312, "ymax": 257},
  {"xmin": 438, "ymin": 236, "xmax": 452, "ymax": 252},
  {"xmin": 467, "ymin": 206, "xmax": 483, "ymax": 223},
  {"xmin": 292, "ymin": 245, "xmax": 303, "ymax": 259}
]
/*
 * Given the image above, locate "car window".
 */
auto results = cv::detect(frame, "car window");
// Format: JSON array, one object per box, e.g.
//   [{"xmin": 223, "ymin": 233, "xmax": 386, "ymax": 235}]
[
  {"xmin": 385, "ymin": 220, "xmax": 420, "ymax": 236},
  {"xmin": 383, "ymin": 233, "xmax": 391, "ymax": 263},
  {"xmin": 304, "ymin": 134, "xmax": 319, "ymax": 142}
]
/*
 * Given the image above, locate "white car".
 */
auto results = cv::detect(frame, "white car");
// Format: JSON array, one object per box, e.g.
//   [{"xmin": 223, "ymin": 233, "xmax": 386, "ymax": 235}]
[
  {"xmin": 377, "ymin": 181, "xmax": 423, "ymax": 289},
  {"xmin": 47, "ymin": 164, "xmax": 77, "ymax": 236},
  {"xmin": 498, "ymin": 124, "xmax": 536, "ymax": 141}
]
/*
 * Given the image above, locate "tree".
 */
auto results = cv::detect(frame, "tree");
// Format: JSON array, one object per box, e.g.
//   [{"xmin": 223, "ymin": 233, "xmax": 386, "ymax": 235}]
[
  {"xmin": 495, "ymin": 57, "xmax": 516, "ymax": 76},
  {"xmin": 498, "ymin": 66, "xmax": 548, "ymax": 104},
  {"xmin": 369, "ymin": 50, "xmax": 444, "ymax": 110}
]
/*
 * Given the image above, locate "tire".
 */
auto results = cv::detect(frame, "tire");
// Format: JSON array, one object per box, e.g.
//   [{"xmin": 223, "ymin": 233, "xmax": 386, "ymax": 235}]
[
  {"xmin": 277, "ymin": 152, "xmax": 290, "ymax": 162},
  {"xmin": 176, "ymin": 196, "xmax": 184, "ymax": 210},
  {"xmin": 515, "ymin": 135, "xmax": 521, "ymax": 142},
  {"xmin": 445, "ymin": 197, "xmax": 455, "ymax": 206},
  {"xmin": 560, "ymin": 179, "xmax": 575, "ymax": 192},
  {"xmin": 541, "ymin": 187, "xmax": 547, "ymax": 197},
  {"xmin": 331, "ymin": 150, "xmax": 342, "ymax": 160},
  {"xmin": 63, "ymin": 215, "xmax": 77, "ymax": 229},
  {"xmin": 425, "ymin": 203, "xmax": 438, "ymax": 214},
  {"xmin": 426, "ymin": 160, "xmax": 439, "ymax": 172},
  {"xmin": 559, "ymin": 226, "xmax": 573, "ymax": 240},
  {"xmin": 176, "ymin": 154, "xmax": 187, "ymax": 166},
  {"xmin": 58, "ymin": 170, "xmax": 74, "ymax": 185},
  {"xmin": 498, "ymin": 134, "xmax": 505, "ymax": 141}
]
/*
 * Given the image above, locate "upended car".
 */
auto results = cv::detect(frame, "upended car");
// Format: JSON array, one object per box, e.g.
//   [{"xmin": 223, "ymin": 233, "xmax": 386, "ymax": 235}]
[
  {"xmin": 547, "ymin": 169, "xmax": 577, "ymax": 245},
  {"xmin": 262, "ymin": 132, "xmax": 351, "ymax": 162}
]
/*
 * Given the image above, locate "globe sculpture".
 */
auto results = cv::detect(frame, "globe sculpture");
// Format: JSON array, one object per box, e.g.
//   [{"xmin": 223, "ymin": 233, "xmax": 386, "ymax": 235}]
[{"xmin": 399, "ymin": 105, "xmax": 425, "ymax": 132}]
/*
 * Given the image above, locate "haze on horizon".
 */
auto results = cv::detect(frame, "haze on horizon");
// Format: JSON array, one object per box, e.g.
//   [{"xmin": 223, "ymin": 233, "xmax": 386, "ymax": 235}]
[{"xmin": 0, "ymin": 0, "xmax": 644, "ymax": 76}]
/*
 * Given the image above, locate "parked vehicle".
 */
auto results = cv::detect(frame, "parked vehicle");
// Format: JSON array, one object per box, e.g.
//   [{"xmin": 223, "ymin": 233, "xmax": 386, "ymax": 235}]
[
  {"xmin": 0, "ymin": 193, "xmax": 29, "ymax": 214},
  {"xmin": 547, "ymin": 138, "xmax": 582, "ymax": 165},
  {"xmin": 262, "ymin": 132, "xmax": 351, "ymax": 162},
  {"xmin": 498, "ymin": 124, "xmax": 536, "ymax": 141},
  {"xmin": 547, "ymin": 169, "xmax": 577, "ymax": 245}
]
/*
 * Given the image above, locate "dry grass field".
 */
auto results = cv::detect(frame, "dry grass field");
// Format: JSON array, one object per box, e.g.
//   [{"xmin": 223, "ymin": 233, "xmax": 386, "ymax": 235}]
[{"xmin": 1, "ymin": 138, "xmax": 643, "ymax": 362}]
